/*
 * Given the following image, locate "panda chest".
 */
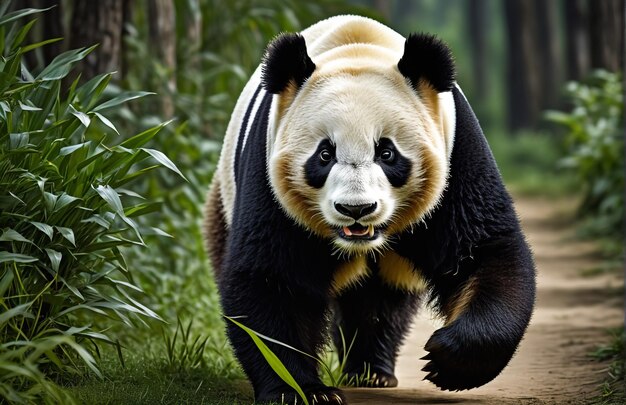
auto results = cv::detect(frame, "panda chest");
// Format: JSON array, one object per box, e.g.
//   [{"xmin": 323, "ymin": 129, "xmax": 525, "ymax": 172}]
[{"xmin": 331, "ymin": 252, "xmax": 428, "ymax": 294}]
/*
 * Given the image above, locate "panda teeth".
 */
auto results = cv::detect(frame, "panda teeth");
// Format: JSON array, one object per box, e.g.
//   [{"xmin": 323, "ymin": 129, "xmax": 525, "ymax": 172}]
[{"xmin": 368, "ymin": 225, "xmax": 375, "ymax": 238}]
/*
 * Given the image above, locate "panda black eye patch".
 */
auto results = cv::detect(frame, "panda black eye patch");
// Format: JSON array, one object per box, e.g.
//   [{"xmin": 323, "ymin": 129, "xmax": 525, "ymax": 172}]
[
  {"xmin": 305, "ymin": 139, "xmax": 336, "ymax": 188},
  {"xmin": 375, "ymin": 137, "xmax": 412, "ymax": 187}
]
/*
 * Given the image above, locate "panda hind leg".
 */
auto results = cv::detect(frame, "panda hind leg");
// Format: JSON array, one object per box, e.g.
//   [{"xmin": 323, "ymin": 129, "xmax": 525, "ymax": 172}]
[{"xmin": 332, "ymin": 273, "xmax": 420, "ymax": 388}]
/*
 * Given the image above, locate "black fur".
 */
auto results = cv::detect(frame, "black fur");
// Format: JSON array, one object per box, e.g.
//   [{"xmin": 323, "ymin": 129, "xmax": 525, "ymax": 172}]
[
  {"xmin": 261, "ymin": 33, "xmax": 316, "ymax": 94},
  {"xmin": 305, "ymin": 139, "xmax": 336, "ymax": 188},
  {"xmin": 375, "ymin": 137, "xmax": 412, "ymax": 187},
  {"xmin": 397, "ymin": 33, "xmax": 455, "ymax": 92},
  {"xmin": 332, "ymin": 256, "xmax": 420, "ymax": 387},
  {"xmin": 393, "ymin": 87, "xmax": 536, "ymax": 390},
  {"xmin": 210, "ymin": 38, "xmax": 534, "ymax": 405}
]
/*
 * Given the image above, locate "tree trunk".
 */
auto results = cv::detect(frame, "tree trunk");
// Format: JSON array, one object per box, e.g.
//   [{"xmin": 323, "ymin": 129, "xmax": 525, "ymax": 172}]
[
  {"xmin": 373, "ymin": 0, "xmax": 392, "ymax": 22},
  {"xmin": 147, "ymin": 0, "xmax": 177, "ymax": 117},
  {"xmin": 467, "ymin": 0, "xmax": 488, "ymax": 101},
  {"xmin": 564, "ymin": 0, "xmax": 590, "ymax": 81},
  {"xmin": 119, "ymin": 0, "xmax": 134, "ymax": 81},
  {"xmin": 19, "ymin": 0, "xmax": 64, "ymax": 72},
  {"xmin": 533, "ymin": 0, "xmax": 562, "ymax": 110},
  {"xmin": 69, "ymin": 0, "xmax": 124, "ymax": 82},
  {"xmin": 504, "ymin": 0, "xmax": 541, "ymax": 132},
  {"xmin": 588, "ymin": 0, "xmax": 625, "ymax": 72}
]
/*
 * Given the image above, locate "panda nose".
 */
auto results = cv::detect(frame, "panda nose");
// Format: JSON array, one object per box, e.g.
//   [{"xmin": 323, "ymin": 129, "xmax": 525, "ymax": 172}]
[{"xmin": 334, "ymin": 202, "xmax": 377, "ymax": 220}]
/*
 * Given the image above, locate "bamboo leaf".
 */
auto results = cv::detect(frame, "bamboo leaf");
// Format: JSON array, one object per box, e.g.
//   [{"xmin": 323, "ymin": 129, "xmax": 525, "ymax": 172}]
[
  {"xmin": 0, "ymin": 303, "xmax": 32, "ymax": 327},
  {"xmin": 92, "ymin": 91, "xmax": 155, "ymax": 112},
  {"xmin": 94, "ymin": 185, "xmax": 124, "ymax": 215},
  {"xmin": 119, "ymin": 120, "xmax": 173, "ymax": 149},
  {"xmin": 55, "ymin": 226, "xmax": 76, "ymax": 246},
  {"xmin": 94, "ymin": 112, "xmax": 119, "ymax": 135},
  {"xmin": 20, "ymin": 37, "xmax": 63, "ymax": 54},
  {"xmin": 45, "ymin": 248, "xmax": 62, "ymax": 273},
  {"xmin": 30, "ymin": 221, "xmax": 54, "ymax": 240},
  {"xmin": 0, "ymin": 7, "xmax": 49, "ymax": 26},
  {"xmin": 141, "ymin": 148, "xmax": 188, "ymax": 181},
  {"xmin": 37, "ymin": 45, "xmax": 96, "ymax": 81},
  {"xmin": 225, "ymin": 317, "xmax": 309, "ymax": 405},
  {"xmin": 59, "ymin": 142, "xmax": 90, "ymax": 156},
  {"xmin": 54, "ymin": 193, "xmax": 80, "ymax": 211},
  {"xmin": 69, "ymin": 104, "xmax": 91, "ymax": 128},
  {"xmin": 0, "ymin": 251, "xmax": 38, "ymax": 263},
  {"xmin": 18, "ymin": 100, "xmax": 41, "ymax": 111},
  {"xmin": 0, "ymin": 228, "xmax": 33, "ymax": 244}
]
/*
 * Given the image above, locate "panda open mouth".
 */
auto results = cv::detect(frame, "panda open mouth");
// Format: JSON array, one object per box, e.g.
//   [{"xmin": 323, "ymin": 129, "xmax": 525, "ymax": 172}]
[{"xmin": 338, "ymin": 223, "xmax": 379, "ymax": 241}]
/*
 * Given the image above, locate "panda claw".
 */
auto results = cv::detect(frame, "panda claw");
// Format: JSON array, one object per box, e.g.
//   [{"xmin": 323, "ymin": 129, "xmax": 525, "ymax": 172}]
[
  {"xmin": 424, "ymin": 371, "xmax": 438, "ymax": 381},
  {"xmin": 420, "ymin": 353, "xmax": 432, "ymax": 360}
]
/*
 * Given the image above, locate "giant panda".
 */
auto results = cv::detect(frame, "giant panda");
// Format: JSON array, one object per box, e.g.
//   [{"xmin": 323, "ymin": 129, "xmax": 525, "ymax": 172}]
[{"xmin": 204, "ymin": 15, "xmax": 536, "ymax": 405}]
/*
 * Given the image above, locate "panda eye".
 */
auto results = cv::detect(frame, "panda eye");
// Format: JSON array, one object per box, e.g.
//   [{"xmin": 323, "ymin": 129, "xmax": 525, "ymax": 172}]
[
  {"xmin": 380, "ymin": 149, "xmax": 395, "ymax": 162},
  {"xmin": 319, "ymin": 149, "xmax": 333, "ymax": 162}
]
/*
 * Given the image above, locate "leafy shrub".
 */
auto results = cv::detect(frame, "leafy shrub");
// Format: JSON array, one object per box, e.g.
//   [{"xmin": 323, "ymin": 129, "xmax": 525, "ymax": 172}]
[
  {"xmin": 546, "ymin": 70, "xmax": 624, "ymax": 238},
  {"xmin": 0, "ymin": 5, "xmax": 182, "ymax": 402}
]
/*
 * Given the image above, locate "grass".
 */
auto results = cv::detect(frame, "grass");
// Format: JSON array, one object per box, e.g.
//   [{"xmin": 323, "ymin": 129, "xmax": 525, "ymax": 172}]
[
  {"xmin": 590, "ymin": 328, "xmax": 625, "ymax": 404},
  {"xmin": 65, "ymin": 328, "xmax": 250, "ymax": 404}
]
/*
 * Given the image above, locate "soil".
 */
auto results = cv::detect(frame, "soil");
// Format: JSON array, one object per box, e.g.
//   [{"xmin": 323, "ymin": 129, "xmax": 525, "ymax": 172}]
[{"xmin": 344, "ymin": 196, "xmax": 624, "ymax": 405}]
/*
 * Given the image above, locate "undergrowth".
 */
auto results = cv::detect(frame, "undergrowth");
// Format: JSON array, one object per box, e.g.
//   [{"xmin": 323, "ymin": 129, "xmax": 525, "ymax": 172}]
[
  {"xmin": 0, "ymin": 4, "xmax": 184, "ymax": 402},
  {"xmin": 590, "ymin": 328, "xmax": 625, "ymax": 404}
]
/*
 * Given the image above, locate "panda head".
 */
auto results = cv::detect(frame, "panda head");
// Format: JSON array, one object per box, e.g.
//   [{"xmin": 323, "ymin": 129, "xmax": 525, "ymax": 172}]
[{"xmin": 263, "ymin": 32, "xmax": 455, "ymax": 255}]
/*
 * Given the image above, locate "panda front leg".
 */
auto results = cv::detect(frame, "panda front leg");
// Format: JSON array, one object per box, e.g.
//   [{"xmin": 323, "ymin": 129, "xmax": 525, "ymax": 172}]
[
  {"xmin": 422, "ymin": 233, "xmax": 536, "ymax": 391},
  {"xmin": 220, "ymin": 269, "xmax": 345, "ymax": 404},
  {"xmin": 332, "ymin": 271, "xmax": 420, "ymax": 388}
]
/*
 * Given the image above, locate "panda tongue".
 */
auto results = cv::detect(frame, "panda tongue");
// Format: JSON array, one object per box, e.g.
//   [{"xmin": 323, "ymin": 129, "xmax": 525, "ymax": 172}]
[{"xmin": 343, "ymin": 225, "xmax": 370, "ymax": 237}]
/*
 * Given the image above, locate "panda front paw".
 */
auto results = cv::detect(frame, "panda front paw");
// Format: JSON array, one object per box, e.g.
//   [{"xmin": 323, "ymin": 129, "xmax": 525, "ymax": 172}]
[
  {"xmin": 422, "ymin": 326, "xmax": 512, "ymax": 391},
  {"xmin": 257, "ymin": 385, "xmax": 346, "ymax": 405}
]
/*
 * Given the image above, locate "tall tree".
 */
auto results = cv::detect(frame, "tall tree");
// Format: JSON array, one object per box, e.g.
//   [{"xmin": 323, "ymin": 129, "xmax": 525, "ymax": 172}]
[
  {"xmin": 563, "ymin": 0, "xmax": 589, "ymax": 80},
  {"xmin": 70, "ymin": 0, "xmax": 125, "ymax": 81},
  {"xmin": 147, "ymin": 0, "xmax": 176, "ymax": 117},
  {"xmin": 467, "ymin": 0, "xmax": 488, "ymax": 101},
  {"xmin": 588, "ymin": 0, "xmax": 625, "ymax": 72},
  {"xmin": 564, "ymin": 0, "xmax": 590, "ymax": 81},
  {"xmin": 504, "ymin": 0, "xmax": 541, "ymax": 132},
  {"xmin": 533, "ymin": 0, "xmax": 562, "ymax": 110}
]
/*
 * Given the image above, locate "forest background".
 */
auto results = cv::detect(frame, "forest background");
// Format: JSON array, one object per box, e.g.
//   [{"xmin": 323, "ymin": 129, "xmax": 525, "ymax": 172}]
[{"xmin": 0, "ymin": 0, "xmax": 623, "ymax": 403}]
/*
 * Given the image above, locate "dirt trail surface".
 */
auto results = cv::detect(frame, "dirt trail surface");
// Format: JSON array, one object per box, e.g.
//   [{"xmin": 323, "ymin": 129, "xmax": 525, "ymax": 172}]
[{"xmin": 344, "ymin": 197, "xmax": 624, "ymax": 404}]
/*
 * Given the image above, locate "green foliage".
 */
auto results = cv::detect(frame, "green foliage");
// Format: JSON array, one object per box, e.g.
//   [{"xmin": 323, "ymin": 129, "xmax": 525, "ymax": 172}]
[
  {"xmin": 0, "ymin": 5, "xmax": 183, "ymax": 403},
  {"xmin": 487, "ymin": 129, "xmax": 576, "ymax": 196},
  {"xmin": 545, "ymin": 70, "xmax": 624, "ymax": 238}
]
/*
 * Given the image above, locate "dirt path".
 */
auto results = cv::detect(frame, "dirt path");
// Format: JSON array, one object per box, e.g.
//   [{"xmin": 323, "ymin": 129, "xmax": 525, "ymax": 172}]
[{"xmin": 344, "ymin": 196, "xmax": 624, "ymax": 404}]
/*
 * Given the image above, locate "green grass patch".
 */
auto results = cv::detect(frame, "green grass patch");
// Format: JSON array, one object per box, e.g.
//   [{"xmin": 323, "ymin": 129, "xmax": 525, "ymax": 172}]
[
  {"xmin": 65, "ymin": 330, "xmax": 250, "ymax": 405},
  {"xmin": 487, "ymin": 130, "xmax": 577, "ymax": 196}
]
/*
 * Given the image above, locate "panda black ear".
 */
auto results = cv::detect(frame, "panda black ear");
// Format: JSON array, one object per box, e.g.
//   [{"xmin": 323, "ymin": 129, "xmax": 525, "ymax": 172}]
[
  {"xmin": 261, "ymin": 33, "xmax": 316, "ymax": 94},
  {"xmin": 397, "ymin": 33, "xmax": 455, "ymax": 93}
]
